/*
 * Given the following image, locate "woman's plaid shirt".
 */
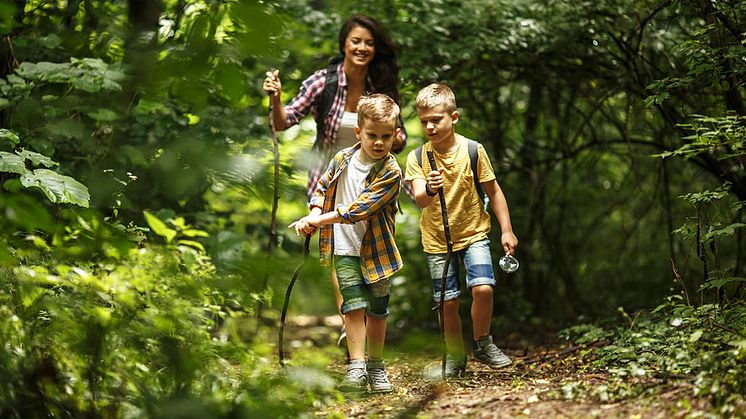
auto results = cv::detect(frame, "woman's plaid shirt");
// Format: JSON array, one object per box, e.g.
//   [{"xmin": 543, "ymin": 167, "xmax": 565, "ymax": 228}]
[
  {"xmin": 309, "ymin": 144, "xmax": 403, "ymax": 283},
  {"xmin": 281, "ymin": 63, "xmax": 407, "ymax": 197}
]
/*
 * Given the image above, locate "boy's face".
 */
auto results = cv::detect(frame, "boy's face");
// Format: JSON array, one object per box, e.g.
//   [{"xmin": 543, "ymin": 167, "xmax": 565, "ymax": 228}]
[
  {"xmin": 355, "ymin": 119, "xmax": 400, "ymax": 163},
  {"xmin": 417, "ymin": 105, "xmax": 459, "ymax": 146}
]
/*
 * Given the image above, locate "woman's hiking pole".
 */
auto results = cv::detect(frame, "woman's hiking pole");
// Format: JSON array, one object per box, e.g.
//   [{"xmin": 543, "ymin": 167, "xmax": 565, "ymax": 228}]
[
  {"xmin": 278, "ymin": 234, "xmax": 312, "ymax": 369},
  {"xmin": 256, "ymin": 88, "xmax": 282, "ymax": 331},
  {"xmin": 427, "ymin": 151, "xmax": 454, "ymax": 380}
]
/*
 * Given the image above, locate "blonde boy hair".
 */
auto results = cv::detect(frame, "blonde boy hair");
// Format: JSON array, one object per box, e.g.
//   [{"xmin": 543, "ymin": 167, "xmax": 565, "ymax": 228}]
[
  {"xmin": 415, "ymin": 83, "xmax": 457, "ymax": 113},
  {"xmin": 357, "ymin": 93, "xmax": 400, "ymax": 127}
]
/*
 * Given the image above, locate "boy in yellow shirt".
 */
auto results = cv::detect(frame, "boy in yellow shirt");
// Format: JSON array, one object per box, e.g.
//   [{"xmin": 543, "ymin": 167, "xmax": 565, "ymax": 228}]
[{"xmin": 404, "ymin": 83, "xmax": 518, "ymax": 377}]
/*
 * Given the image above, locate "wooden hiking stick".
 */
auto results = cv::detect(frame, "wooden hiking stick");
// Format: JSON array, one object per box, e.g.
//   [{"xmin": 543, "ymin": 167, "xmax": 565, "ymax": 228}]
[
  {"xmin": 427, "ymin": 151, "xmax": 454, "ymax": 379},
  {"xmin": 278, "ymin": 234, "xmax": 311, "ymax": 368},
  {"xmin": 256, "ymin": 93, "xmax": 282, "ymax": 329}
]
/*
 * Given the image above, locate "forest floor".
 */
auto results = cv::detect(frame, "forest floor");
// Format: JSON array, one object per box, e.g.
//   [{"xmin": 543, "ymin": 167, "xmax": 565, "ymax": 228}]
[{"xmin": 282, "ymin": 315, "xmax": 716, "ymax": 418}]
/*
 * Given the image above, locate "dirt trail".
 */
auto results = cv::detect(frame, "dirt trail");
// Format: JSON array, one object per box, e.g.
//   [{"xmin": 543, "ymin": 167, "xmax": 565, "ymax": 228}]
[{"xmin": 284, "ymin": 316, "xmax": 703, "ymax": 418}]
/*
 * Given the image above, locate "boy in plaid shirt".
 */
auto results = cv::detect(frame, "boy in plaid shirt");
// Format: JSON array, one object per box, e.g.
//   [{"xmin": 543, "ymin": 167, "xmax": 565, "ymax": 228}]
[{"xmin": 290, "ymin": 94, "xmax": 402, "ymax": 392}]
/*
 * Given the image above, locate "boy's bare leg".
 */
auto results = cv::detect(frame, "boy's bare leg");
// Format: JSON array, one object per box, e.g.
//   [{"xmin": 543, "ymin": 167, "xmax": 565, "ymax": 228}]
[
  {"xmin": 345, "ymin": 308, "xmax": 366, "ymax": 360},
  {"xmin": 443, "ymin": 299, "xmax": 465, "ymax": 354},
  {"xmin": 366, "ymin": 316, "xmax": 386, "ymax": 359},
  {"xmin": 471, "ymin": 285, "xmax": 493, "ymax": 339}
]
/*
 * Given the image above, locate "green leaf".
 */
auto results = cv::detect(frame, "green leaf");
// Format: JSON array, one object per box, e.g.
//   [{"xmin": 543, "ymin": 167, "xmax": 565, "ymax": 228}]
[
  {"xmin": 17, "ymin": 149, "xmax": 57, "ymax": 167},
  {"xmin": 0, "ymin": 129, "xmax": 19, "ymax": 145},
  {"xmin": 0, "ymin": 151, "xmax": 26, "ymax": 174},
  {"xmin": 181, "ymin": 229, "xmax": 209, "ymax": 238},
  {"xmin": 177, "ymin": 239, "xmax": 206, "ymax": 252},
  {"xmin": 86, "ymin": 108, "xmax": 121, "ymax": 121},
  {"xmin": 20, "ymin": 168, "xmax": 90, "ymax": 207},
  {"xmin": 702, "ymin": 223, "xmax": 746, "ymax": 242},
  {"xmin": 689, "ymin": 330, "xmax": 703, "ymax": 343},
  {"xmin": 698, "ymin": 277, "xmax": 746, "ymax": 291},
  {"xmin": 39, "ymin": 34, "xmax": 62, "ymax": 49},
  {"xmin": 144, "ymin": 211, "xmax": 177, "ymax": 243}
]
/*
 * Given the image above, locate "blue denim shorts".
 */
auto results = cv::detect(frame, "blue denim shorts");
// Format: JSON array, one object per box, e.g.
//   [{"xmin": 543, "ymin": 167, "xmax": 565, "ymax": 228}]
[
  {"xmin": 334, "ymin": 256, "xmax": 391, "ymax": 318},
  {"xmin": 425, "ymin": 239, "xmax": 496, "ymax": 302}
]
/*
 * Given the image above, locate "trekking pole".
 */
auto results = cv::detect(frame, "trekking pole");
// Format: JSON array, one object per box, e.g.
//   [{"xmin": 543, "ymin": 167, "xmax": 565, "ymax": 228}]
[
  {"xmin": 278, "ymin": 234, "xmax": 312, "ymax": 369},
  {"xmin": 256, "ymin": 79, "xmax": 282, "ymax": 330},
  {"xmin": 427, "ymin": 151, "xmax": 454, "ymax": 380}
]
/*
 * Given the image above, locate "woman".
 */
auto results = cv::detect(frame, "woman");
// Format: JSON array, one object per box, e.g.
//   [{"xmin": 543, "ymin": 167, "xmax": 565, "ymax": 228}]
[
  {"xmin": 263, "ymin": 14, "xmax": 407, "ymax": 348},
  {"xmin": 263, "ymin": 14, "xmax": 407, "ymax": 196}
]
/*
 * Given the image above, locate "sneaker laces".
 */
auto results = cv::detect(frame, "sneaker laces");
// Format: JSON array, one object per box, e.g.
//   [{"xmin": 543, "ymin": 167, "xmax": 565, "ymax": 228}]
[
  {"xmin": 367, "ymin": 365, "xmax": 390, "ymax": 386},
  {"xmin": 479, "ymin": 342, "xmax": 505, "ymax": 358}
]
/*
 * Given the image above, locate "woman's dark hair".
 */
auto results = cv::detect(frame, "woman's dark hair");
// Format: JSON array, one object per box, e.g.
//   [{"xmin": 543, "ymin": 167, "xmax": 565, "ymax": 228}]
[{"xmin": 337, "ymin": 14, "xmax": 401, "ymax": 105}]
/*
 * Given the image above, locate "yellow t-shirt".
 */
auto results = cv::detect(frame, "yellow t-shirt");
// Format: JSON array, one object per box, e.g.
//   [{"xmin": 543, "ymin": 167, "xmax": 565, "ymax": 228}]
[{"xmin": 404, "ymin": 134, "xmax": 496, "ymax": 254}]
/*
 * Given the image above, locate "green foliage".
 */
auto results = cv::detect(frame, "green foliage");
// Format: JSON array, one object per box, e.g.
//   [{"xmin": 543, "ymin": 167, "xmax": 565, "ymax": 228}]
[
  {"xmin": 0, "ymin": 243, "xmax": 337, "ymax": 418},
  {"xmin": 559, "ymin": 297, "xmax": 746, "ymax": 414},
  {"xmin": 0, "ymin": 131, "xmax": 90, "ymax": 207}
]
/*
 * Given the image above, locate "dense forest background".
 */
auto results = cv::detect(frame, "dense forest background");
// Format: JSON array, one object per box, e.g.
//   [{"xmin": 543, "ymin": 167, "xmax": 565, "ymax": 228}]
[{"xmin": 0, "ymin": 0, "xmax": 744, "ymax": 417}]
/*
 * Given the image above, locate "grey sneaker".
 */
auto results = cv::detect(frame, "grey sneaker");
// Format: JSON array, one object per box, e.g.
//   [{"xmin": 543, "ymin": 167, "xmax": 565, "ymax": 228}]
[
  {"xmin": 424, "ymin": 353, "xmax": 467, "ymax": 380},
  {"xmin": 338, "ymin": 360, "xmax": 367, "ymax": 392},
  {"xmin": 367, "ymin": 359, "xmax": 393, "ymax": 393},
  {"xmin": 473, "ymin": 335, "xmax": 511, "ymax": 369}
]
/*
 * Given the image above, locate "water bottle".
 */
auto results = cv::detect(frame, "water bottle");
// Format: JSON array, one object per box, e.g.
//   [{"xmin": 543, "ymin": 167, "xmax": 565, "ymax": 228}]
[{"xmin": 498, "ymin": 253, "xmax": 519, "ymax": 274}]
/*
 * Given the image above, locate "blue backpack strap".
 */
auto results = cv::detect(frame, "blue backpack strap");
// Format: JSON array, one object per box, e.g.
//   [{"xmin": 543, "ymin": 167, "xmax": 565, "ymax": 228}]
[
  {"xmin": 414, "ymin": 145, "xmax": 424, "ymax": 168},
  {"xmin": 314, "ymin": 61, "xmax": 340, "ymax": 145}
]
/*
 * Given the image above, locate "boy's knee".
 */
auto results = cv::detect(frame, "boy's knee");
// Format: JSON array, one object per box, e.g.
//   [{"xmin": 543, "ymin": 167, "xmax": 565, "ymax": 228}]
[
  {"xmin": 471, "ymin": 284, "xmax": 493, "ymax": 300},
  {"xmin": 443, "ymin": 299, "xmax": 460, "ymax": 313}
]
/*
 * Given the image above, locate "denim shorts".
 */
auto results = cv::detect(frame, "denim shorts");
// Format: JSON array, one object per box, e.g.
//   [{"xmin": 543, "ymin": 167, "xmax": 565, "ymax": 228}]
[
  {"xmin": 425, "ymin": 239, "xmax": 496, "ymax": 302},
  {"xmin": 334, "ymin": 256, "xmax": 391, "ymax": 318}
]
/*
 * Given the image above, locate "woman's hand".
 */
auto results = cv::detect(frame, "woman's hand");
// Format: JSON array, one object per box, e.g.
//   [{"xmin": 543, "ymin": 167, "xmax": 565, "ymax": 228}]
[{"xmin": 263, "ymin": 70, "xmax": 281, "ymax": 97}]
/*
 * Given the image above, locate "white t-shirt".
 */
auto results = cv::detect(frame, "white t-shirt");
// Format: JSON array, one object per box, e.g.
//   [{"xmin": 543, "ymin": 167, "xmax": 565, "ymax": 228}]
[
  {"xmin": 333, "ymin": 150, "xmax": 374, "ymax": 256},
  {"xmin": 335, "ymin": 111, "xmax": 358, "ymax": 150}
]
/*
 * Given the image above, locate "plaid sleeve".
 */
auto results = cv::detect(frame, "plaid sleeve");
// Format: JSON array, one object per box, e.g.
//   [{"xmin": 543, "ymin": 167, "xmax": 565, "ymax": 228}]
[
  {"xmin": 283, "ymin": 68, "xmax": 326, "ymax": 128},
  {"xmin": 337, "ymin": 159, "xmax": 401, "ymax": 223}
]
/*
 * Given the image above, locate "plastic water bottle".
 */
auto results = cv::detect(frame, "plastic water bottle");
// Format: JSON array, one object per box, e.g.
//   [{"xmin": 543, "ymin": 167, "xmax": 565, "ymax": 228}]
[{"xmin": 498, "ymin": 253, "xmax": 519, "ymax": 273}]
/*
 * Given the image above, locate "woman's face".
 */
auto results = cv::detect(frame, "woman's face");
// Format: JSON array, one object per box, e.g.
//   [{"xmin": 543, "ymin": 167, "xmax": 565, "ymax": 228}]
[{"xmin": 343, "ymin": 25, "xmax": 375, "ymax": 68}]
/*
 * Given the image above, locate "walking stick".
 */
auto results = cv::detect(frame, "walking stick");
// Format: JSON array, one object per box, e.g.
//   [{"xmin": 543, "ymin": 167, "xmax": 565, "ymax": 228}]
[
  {"xmin": 256, "ymin": 81, "xmax": 282, "ymax": 330},
  {"xmin": 427, "ymin": 151, "xmax": 454, "ymax": 379},
  {"xmin": 278, "ymin": 234, "xmax": 312, "ymax": 368}
]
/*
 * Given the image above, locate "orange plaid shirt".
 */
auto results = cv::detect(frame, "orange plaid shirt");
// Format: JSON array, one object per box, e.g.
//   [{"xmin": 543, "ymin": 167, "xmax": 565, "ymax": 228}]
[{"xmin": 309, "ymin": 144, "xmax": 402, "ymax": 283}]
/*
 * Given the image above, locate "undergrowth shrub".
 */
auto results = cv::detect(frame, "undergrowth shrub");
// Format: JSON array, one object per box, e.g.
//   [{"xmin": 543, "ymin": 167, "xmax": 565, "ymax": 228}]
[{"xmin": 0, "ymin": 244, "xmax": 336, "ymax": 418}]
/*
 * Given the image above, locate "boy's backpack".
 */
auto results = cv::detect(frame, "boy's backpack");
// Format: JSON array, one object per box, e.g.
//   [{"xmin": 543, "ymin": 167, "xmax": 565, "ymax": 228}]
[
  {"xmin": 414, "ymin": 139, "xmax": 489, "ymax": 209},
  {"xmin": 313, "ymin": 61, "xmax": 341, "ymax": 145}
]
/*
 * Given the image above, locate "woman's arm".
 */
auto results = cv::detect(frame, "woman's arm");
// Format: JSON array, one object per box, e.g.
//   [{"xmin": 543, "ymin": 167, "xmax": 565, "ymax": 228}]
[
  {"xmin": 263, "ymin": 68, "xmax": 327, "ymax": 131},
  {"xmin": 263, "ymin": 70, "xmax": 287, "ymax": 131}
]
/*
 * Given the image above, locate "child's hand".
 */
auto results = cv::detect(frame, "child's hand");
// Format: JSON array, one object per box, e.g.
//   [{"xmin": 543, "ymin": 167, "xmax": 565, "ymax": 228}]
[
  {"xmin": 426, "ymin": 168, "xmax": 445, "ymax": 192},
  {"xmin": 288, "ymin": 216, "xmax": 319, "ymax": 236},
  {"xmin": 501, "ymin": 231, "xmax": 518, "ymax": 255}
]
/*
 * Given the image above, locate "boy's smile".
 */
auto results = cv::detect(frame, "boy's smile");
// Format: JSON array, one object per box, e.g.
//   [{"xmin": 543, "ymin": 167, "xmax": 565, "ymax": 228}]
[
  {"xmin": 355, "ymin": 120, "xmax": 400, "ymax": 163},
  {"xmin": 417, "ymin": 106, "xmax": 459, "ymax": 151}
]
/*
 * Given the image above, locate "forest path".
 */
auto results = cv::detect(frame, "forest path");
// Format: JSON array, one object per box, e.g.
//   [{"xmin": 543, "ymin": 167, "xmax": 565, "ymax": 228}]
[{"xmin": 282, "ymin": 316, "xmax": 696, "ymax": 418}]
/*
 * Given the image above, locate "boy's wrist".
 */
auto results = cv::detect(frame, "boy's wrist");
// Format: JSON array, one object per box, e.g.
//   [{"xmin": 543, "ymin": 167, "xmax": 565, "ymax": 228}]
[{"xmin": 425, "ymin": 184, "xmax": 438, "ymax": 197}]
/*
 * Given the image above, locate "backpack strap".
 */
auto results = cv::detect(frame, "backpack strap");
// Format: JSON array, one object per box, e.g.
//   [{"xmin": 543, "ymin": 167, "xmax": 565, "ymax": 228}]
[
  {"xmin": 467, "ymin": 139, "xmax": 486, "ymax": 205},
  {"xmin": 314, "ymin": 62, "xmax": 340, "ymax": 145}
]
